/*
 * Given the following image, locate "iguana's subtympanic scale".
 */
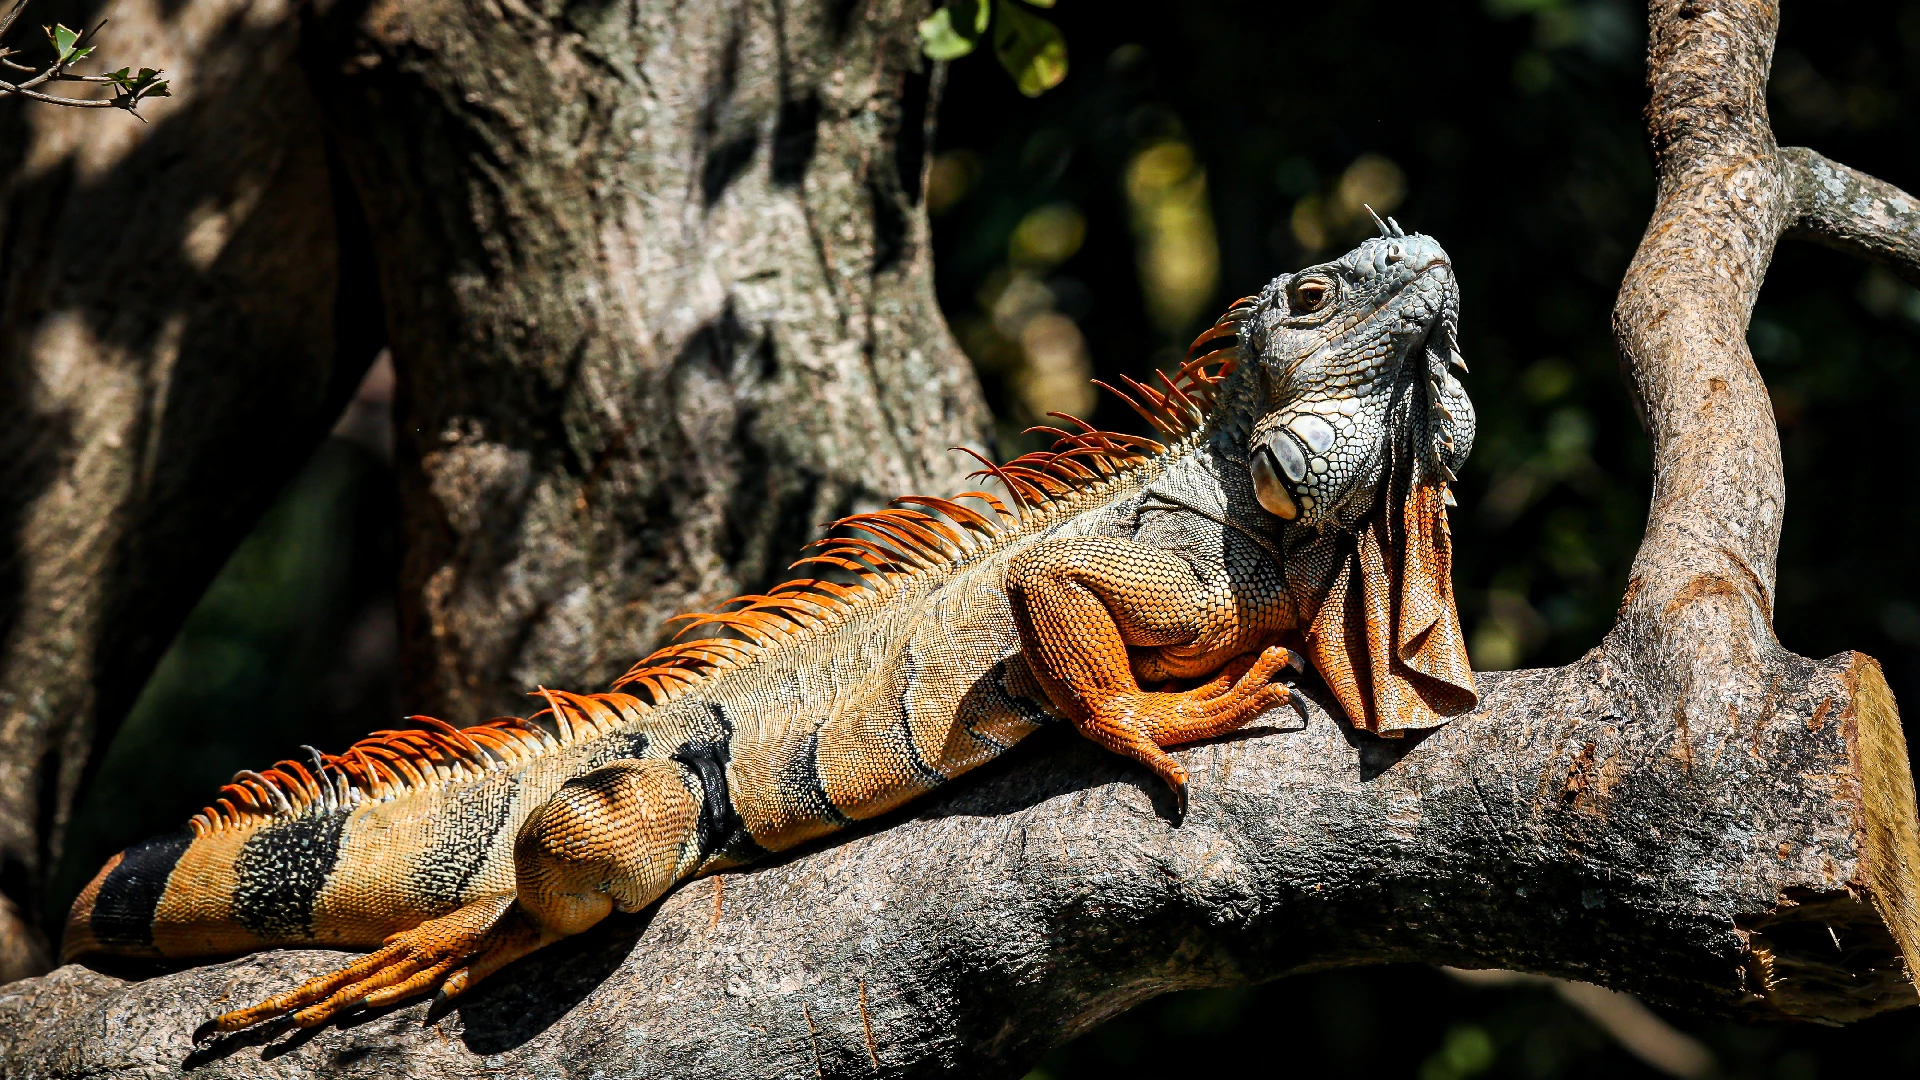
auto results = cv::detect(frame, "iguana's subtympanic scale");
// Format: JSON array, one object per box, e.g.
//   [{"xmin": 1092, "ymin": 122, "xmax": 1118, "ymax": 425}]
[{"xmin": 65, "ymin": 226, "xmax": 1479, "ymax": 1033}]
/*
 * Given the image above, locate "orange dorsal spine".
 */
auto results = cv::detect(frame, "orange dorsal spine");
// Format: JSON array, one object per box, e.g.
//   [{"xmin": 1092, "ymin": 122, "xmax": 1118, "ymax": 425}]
[{"xmin": 190, "ymin": 299, "xmax": 1257, "ymax": 834}]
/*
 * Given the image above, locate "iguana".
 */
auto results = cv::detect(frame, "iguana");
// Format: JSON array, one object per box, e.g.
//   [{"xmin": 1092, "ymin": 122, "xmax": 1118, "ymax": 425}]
[{"xmin": 63, "ymin": 224, "xmax": 1478, "ymax": 1034}]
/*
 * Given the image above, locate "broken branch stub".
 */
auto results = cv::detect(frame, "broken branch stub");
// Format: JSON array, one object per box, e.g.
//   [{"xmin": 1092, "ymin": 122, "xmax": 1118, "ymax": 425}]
[{"xmin": 1605, "ymin": 0, "xmax": 1920, "ymax": 1021}]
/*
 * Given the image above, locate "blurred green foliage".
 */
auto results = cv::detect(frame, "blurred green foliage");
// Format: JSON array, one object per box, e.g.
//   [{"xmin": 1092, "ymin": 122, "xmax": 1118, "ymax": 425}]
[
  {"xmin": 929, "ymin": 0, "xmax": 1920, "ymax": 704},
  {"xmin": 1020, "ymin": 964, "xmax": 1920, "ymax": 1078},
  {"xmin": 920, "ymin": 0, "xmax": 1067, "ymax": 97},
  {"xmin": 57, "ymin": 0, "xmax": 1920, "ymax": 1074}
]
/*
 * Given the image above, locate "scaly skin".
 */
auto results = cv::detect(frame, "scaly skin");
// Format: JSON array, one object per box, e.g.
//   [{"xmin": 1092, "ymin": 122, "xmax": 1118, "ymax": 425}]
[{"xmin": 63, "ymin": 227, "xmax": 1478, "ymax": 1034}]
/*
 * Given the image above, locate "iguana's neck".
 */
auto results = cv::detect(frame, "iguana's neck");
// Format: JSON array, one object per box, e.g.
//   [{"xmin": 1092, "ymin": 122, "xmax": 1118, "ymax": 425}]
[
  {"xmin": 1168, "ymin": 362, "xmax": 1292, "ymax": 550},
  {"xmin": 1202, "ymin": 354, "xmax": 1265, "ymax": 455}
]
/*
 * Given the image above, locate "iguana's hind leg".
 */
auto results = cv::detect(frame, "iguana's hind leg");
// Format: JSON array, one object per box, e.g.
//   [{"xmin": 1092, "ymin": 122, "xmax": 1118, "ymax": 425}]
[
  {"xmin": 1007, "ymin": 536, "xmax": 1302, "ymax": 809},
  {"xmin": 204, "ymin": 758, "xmax": 703, "ymax": 1033}
]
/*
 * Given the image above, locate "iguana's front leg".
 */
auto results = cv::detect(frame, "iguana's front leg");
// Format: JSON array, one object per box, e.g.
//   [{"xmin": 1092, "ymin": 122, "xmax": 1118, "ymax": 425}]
[
  {"xmin": 1006, "ymin": 536, "xmax": 1301, "ymax": 809},
  {"xmin": 205, "ymin": 758, "xmax": 704, "ymax": 1032}
]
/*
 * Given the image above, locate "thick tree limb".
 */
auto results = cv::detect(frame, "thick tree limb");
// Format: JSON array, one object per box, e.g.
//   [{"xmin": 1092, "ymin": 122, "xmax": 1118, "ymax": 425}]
[
  {"xmin": 5, "ymin": 0, "xmax": 1920, "ymax": 1075},
  {"xmin": 0, "ymin": 656, "xmax": 1912, "ymax": 1077},
  {"xmin": 0, "ymin": 0, "xmax": 378, "ymax": 980}
]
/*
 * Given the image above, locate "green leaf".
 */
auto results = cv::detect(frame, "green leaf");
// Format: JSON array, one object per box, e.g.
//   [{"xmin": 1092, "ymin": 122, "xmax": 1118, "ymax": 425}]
[
  {"xmin": 992, "ymin": 0, "xmax": 1067, "ymax": 97},
  {"xmin": 109, "ymin": 67, "xmax": 170, "ymax": 106},
  {"xmin": 918, "ymin": 7, "xmax": 976, "ymax": 61},
  {"xmin": 1019, "ymin": 0, "xmax": 1056, "ymax": 7},
  {"xmin": 919, "ymin": 0, "xmax": 989, "ymax": 61},
  {"xmin": 46, "ymin": 22, "xmax": 81, "ymax": 63},
  {"xmin": 69, "ymin": 45, "xmax": 93, "ymax": 62}
]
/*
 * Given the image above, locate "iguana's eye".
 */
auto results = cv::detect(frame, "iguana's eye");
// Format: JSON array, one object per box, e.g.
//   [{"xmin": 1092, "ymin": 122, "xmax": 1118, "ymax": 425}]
[{"xmin": 1292, "ymin": 278, "xmax": 1333, "ymax": 314}]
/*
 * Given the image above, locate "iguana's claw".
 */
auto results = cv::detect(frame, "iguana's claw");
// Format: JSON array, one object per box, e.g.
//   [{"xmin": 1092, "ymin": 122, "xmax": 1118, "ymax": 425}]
[
  {"xmin": 1287, "ymin": 686, "xmax": 1311, "ymax": 723},
  {"xmin": 204, "ymin": 894, "xmax": 520, "ymax": 1033},
  {"xmin": 1069, "ymin": 645, "xmax": 1299, "ymax": 809}
]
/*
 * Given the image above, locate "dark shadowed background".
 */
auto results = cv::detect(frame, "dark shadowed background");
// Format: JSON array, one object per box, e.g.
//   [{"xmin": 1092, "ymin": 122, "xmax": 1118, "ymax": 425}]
[{"xmin": 49, "ymin": 0, "xmax": 1920, "ymax": 1075}]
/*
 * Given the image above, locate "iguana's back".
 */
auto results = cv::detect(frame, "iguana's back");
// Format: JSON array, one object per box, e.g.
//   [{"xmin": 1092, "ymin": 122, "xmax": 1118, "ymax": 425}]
[{"xmin": 66, "ymin": 402, "xmax": 1190, "ymax": 961}]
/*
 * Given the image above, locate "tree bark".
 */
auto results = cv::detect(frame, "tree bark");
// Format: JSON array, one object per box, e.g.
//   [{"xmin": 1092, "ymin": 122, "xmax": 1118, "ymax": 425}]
[
  {"xmin": 5, "ymin": 0, "xmax": 1920, "ymax": 1076},
  {"xmin": 0, "ymin": 0, "xmax": 379, "ymax": 980},
  {"xmin": 1781, "ymin": 146, "xmax": 1920, "ymax": 288},
  {"xmin": 310, "ymin": 0, "xmax": 991, "ymax": 722}
]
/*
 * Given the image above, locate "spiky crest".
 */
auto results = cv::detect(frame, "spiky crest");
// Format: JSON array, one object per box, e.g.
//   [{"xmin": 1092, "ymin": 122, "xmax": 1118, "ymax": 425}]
[
  {"xmin": 189, "ymin": 692, "xmax": 643, "ymax": 835},
  {"xmin": 189, "ymin": 299, "xmax": 1256, "ymax": 834}
]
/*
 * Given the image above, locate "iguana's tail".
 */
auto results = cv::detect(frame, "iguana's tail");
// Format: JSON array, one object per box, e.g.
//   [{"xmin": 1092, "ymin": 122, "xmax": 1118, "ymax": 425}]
[{"xmin": 64, "ymin": 825, "xmax": 267, "ymax": 961}]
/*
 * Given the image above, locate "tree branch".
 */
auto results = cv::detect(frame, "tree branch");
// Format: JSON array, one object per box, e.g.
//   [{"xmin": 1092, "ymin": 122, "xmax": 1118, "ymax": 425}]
[
  {"xmin": 1, "ymin": 657, "xmax": 1914, "ymax": 1077},
  {"xmin": 1782, "ymin": 146, "xmax": 1920, "ymax": 287},
  {"xmin": 4, "ymin": 1, "xmax": 1920, "ymax": 1076},
  {"xmin": 0, "ymin": 2, "xmax": 170, "ymax": 114},
  {"xmin": 307, "ymin": 0, "xmax": 991, "ymax": 724}
]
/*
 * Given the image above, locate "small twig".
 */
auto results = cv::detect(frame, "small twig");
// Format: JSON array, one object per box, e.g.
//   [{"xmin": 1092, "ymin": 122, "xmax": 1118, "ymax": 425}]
[
  {"xmin": 0, "ymin": 0, "xmax": 167, "ymax": 115},
  {"xmin": 0, "ymin": 0, "xmax": 31, "ymax": 42},
  {"xmin": 0, "ymin": 82, "xmax": 112, "ymax": 106},
  {"xmin": 9, "ymin": 58, "xmax": 55, "ymax": 89}
]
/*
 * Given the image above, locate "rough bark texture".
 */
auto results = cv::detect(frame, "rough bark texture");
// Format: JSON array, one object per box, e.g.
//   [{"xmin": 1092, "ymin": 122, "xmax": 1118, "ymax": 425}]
[
  {"xmin": 0, "ymin": 0, "xmax": 378, "ymax": 981},
  {"xmin": 4, "ymin": 0, "xmax": 1920, "ymax": 1075},
  {"xmin": 313, "ymin": 0, "xmax": 991, "ymax": 722},
  {"xmin": 1781, "ymin": 146, "xmax": 1920, "ymax": 287}
]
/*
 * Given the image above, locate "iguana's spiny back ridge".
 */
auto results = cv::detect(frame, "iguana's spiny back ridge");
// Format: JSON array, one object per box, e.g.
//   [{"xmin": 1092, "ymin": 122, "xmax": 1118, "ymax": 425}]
[
  {"xmin": 174, "ymin": 298, "xmax": 1251, "ymax": 841},
  {"xmin": 607, "ymin": 306, "xmax": 1246, "ymax": 698},
  {"xmin": 68, "ymin": 230, "xmax": 1478, "ymax": 1036}
]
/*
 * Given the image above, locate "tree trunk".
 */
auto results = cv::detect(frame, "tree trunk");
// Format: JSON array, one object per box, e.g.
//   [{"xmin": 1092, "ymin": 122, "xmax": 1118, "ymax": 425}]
[
  {"xmin": 310, "ymin": 0, "xmax": 991, "ymax": 722},
  {"xmin": 4, "ymin": 0, "xmax": 1920, "ymax": 1076},
  {"xmin": 0, "ymin": 0, "xmax": 379, "ymax": 981}
]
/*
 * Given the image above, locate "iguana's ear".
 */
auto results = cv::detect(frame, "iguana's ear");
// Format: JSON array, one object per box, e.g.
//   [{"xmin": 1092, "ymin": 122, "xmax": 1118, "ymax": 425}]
[{"xmin": 1302, "ymin": 481, "xmax": 1477, "ymax": 735}]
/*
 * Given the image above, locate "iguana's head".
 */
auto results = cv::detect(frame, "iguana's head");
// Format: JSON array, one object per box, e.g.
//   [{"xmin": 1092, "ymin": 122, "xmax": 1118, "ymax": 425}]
[
  {"xmin": 1205, "ymin": 221, "xmax": 1477, "ymax": 735},
  {"xmin": 1237, "ymin": 223, "xmax": 1473, "ymax": 530}
]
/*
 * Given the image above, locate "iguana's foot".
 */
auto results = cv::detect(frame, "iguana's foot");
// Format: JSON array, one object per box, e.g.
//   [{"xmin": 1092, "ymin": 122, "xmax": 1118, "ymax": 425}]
[
  {"xmin": 202, "ymin": 894, "xmax": 543, "ymax": 1033},
  {"xmin": 1073, "ymin": 645, "xmax": 1307, "ymax": 810}
]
